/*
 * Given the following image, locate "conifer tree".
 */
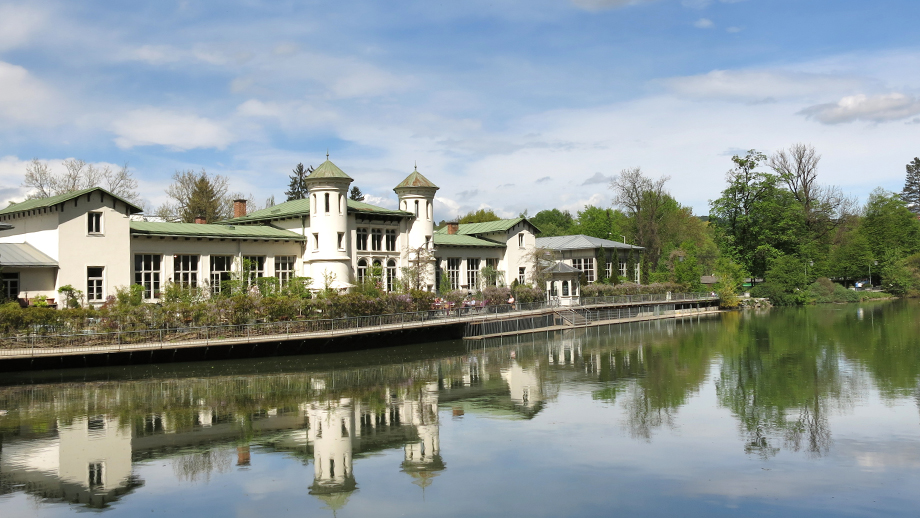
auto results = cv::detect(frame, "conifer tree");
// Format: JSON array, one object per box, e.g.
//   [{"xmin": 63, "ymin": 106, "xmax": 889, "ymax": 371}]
[
  {"xmin": 349, "ymin": 186, "xmax": 365, "ymax": 201},
  {"xmin": 285, "ymin": 163, "xmax": 313, "ymax": 201},
  {"xmin": 901, "ymin": 157, "xmax": 920, "ymax": 214}
]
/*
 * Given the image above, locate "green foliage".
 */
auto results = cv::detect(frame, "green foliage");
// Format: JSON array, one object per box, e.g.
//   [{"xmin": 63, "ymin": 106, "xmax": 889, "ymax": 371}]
[
  {"xmin": 285, "ymin": 163, "xmax": 312, "ymax": 201},
  {"xmin": 531, "ymin": 208, "xmax": 575, "ymax": 236},
  {"xmin": 713, "ymin": 256, "xmax": 746, "ymax": 308},
  {"xmin": 512, "ymin": 285, "xmax": 544, "ymax": 303},
  {"xmin": 57, "ymin": 285, "xmax": 83, "ymax": 309},
  {"xmin": 879, "ymin": 252, "xmax": 920, "ymax": 297},
  {"xmin": 581, "ymin": 282, "xmax": 684, "ymax": 297},
  {"xmin": 861, "ymin": 188, "xmax": 920, "ymax": 262},
  {"xmin": 750, "ymin": 255, "xmax": 810, "ymax": 306},
  {"xmin": 901, "ymin": 157, "xmax": 920, "ymax": 214},
  {"xmin": 459, "ymin": 209, "xmax": 501, "ymax": 224},
  {"xmin": 349, "ymin": 186, "xmax": 365, "ymax": 201}
]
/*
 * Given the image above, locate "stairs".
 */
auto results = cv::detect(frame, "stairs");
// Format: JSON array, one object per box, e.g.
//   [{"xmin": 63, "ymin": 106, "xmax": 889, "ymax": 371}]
[{"xmin": 555, "ymin": 308, "xmax": 589, "ymax": 326}]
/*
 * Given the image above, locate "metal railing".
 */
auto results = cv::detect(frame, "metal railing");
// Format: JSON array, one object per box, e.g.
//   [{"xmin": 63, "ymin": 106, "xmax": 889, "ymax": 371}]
[{"xmin": 0, "ymin": 293, "xmax": 717, "ymax": 356}]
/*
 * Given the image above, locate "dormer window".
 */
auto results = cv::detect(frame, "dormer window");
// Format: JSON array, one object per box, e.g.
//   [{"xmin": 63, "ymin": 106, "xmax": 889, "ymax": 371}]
[{"xmin": 88, "ymin": 212, "xmax": 102, "ymax": 235}]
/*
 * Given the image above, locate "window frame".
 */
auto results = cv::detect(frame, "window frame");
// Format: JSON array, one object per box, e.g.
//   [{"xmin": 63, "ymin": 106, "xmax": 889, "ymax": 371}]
[
  {"xmin": 385, "ymin": 229, "xmax": 397, "ymax": 251},
  {"xmin": 2, "ymin": 272, "xmax": 20, "ymax": 301},
  {"xmin": 87, "ymin": 212, "xmax": 103, "ymax": 235},
  {"xmin": 210, "ymin": 255, "xmax": 233, "ymax": 294},
  {"xmin": 173, "ymin": 255, "xmax": 199, "ymax": 288},
  {"xmin": 356, "ymin": 228, "xmax": 368, "ymax": 251},
  {"xmin": 87, "ymin": 266, "xmax": 104, "ymax": 301},
  {"xmin": 447, "ymin": 258, "xmax": 461, "ymax": 290},
  {"xmin": 134, "ymin": 254, "xmax": 162, "ymax": 299},
  {"xmin": 371, "ymin": 228, "xmax": 383, "ymax": 251},
  {"xmin": 275, "ymin": 256, "xmax": 296, "ymax": 287}
]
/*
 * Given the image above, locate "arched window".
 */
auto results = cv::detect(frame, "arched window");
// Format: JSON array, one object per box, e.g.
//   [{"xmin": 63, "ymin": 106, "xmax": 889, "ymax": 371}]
[
  {"xmin": 562, "ymin": 280, "xmax": 569, "ymax": 296},
  {"xmin": 414, "ymin": 200, "xmax": 419, "ymax": 217},
  {"xmin": 386, "ymin": 260, "xmax": 397, "ymax": 292},
  {"xmin": 324, "ymin": 193, "xmax": 330, "ymax": 213},
  {"xmin": 339, "ymin": 194, "xmax": 343, "ymax": 214},
  {"xmin": 312, "ymin": 194, "xmax": 317, "ymax": 214},
  {"xmin": 357, "ymin": 259, "xmax": 367, "ymax": 283},
  {"xmin": 402, "ymin": 200, "xmax": 407, "ymax": 210},
  {"xmin": 427, "ymin": 201, "xmax": 431, "ymax": 220}
]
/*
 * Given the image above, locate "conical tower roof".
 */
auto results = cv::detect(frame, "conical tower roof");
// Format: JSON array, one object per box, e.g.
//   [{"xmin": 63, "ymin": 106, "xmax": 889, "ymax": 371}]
[
  {"xmin": 307, "ymin": 159, "xmax": 353, "ymax": 181},
  {"xmin": 395, "ymin": 166, "xmax": 438, "ymax": 191}
]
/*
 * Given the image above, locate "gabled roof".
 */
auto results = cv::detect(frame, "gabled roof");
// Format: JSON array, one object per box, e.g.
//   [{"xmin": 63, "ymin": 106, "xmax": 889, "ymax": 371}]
[
  {"xmin": 433, "ymin": 234, "xmax": 505, "ymax": 248},
  {"xmin": 306, "ymin": 160, "xmax": 353, "ymax": 181},
  {"xmin": 542, "ymin": 262, "xmax": 580, "ymax": 274},
  {"xmin": 434, "ymin": 217, "xmax": 540, "ymax": 236},
  {"xmin": 130, "ymin": 221, "xmax": 305, "ymax": 240},
  {"xmin": 535, "ymin": 234, "xmax": 643, "ymax": 251},
  {"xmin": 224, "ymin": 198, "xmax": 411, "ymax": 224},
  {"xmin": 0, "ymin": 243, "xmax": 58, "ymax": 267},
  {"xmin": 395, "ymin": 168, "xmax": 438, "ymax": 190},
  {"xmin": 0, "ymin": 187, "xmax": 144, "ymax": 216}
]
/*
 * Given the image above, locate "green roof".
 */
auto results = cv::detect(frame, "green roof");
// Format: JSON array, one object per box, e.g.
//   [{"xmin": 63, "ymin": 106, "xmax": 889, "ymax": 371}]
[
  {"xmin": 433, "ymin": 234, "xmax": 505, "ymax": 248},
  {"xmin": 225, "ymin": 198, "xmax": 410, "ymax": 224},
  {"xmin": 395, "ymin": 168, "xmax": 438, "ymax": 190},
  {"xmin": 130, "ymin": 221, "xmax": 305, "ymax": 240},
  {"xmin": 306, "ymin": 160, "xmax": 353, "ymax": 181},
  {"xmin": 435, "ymin": 217, "xmax": 536, "ymax": 236},
  {"xmin": 0, "ymin": 187, "xmax": 144, "ymax": 216}
]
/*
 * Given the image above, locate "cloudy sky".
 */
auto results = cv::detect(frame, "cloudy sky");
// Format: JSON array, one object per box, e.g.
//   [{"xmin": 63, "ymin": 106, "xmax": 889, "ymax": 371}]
[{"xmin": 2, "ymin": 0, "xmax": 919, "ymax": 219}]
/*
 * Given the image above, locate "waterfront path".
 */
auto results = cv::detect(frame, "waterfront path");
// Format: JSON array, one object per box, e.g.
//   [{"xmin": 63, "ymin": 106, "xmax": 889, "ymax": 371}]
[{"xmin": 0, "ymin": 293, "xmax": 719, "ymax": 362}]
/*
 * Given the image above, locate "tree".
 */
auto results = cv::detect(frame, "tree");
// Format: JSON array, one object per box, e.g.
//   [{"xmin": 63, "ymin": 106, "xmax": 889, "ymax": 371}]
[
  {"xmin": 459, "ymin": 208, "xmax": 501, "ymax": 224},
  {"xmin": 531, "ymin": 208, "xmax": 575, "ymax": 236},
  {"xmin": 22, "ymin": 158, "xmax": 141, "ymax": 204},
  {"xmin": 610, "ymin": 167, "xmax": 670, "ymax": 270},
  {"xmin": 901, "ymin": 157, "xmax": 920, "ymax": 214},
  {"xmin": 285, "ymin": 163, "xmax": 313, "ymax": 201},
  {"xmin": 155, "ymin": 169, "xmax": 231, "ymax": 223},
  {"xmin": 571, "ymin": 206, "xmax": 627, "ymax": 240},
  {"xmin": 349, "ymin": 186, "xmax": 365, "ymax": 202},
  {"xmin": 860, "ymin": 188, "xmax": 920, "ymax": 263}
]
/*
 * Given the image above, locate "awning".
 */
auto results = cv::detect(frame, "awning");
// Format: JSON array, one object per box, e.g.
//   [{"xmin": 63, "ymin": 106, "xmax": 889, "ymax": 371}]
[{"xmin": 0, "ymin": 242, "xmax": 58, "ymax": 267}]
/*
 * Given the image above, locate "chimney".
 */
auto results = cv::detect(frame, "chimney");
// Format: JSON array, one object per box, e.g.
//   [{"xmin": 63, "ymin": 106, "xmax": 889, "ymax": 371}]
[
  {"xmin": 233, "ymin": 199, "xmax": 248, "ymax": 218},
  {"xmin": 194, "ymin": 216, "xmax": 206, "ymax": 224},
  {"xmin": 447, "ymin": 221, "xmax": 459, "ymax": 235}
]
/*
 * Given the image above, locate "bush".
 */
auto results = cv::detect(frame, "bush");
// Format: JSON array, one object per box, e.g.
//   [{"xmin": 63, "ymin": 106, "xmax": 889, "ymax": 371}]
[
  {"xmin": 513, "ymin": 285, "xmax": 544, "ymax": 303},
  {"xmin": 482, "ymin": 286, "xmax": 511, "ymax": 306}
]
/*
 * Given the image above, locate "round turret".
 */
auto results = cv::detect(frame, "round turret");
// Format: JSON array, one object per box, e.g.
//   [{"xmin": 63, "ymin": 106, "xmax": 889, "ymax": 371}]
[
  {"xmin": 394, "ymin": 165, "xmax": 439, "ymax": 252},
  {"xmin": 305, "ymin": 158, "xmax": 353, "ymax": 285}
]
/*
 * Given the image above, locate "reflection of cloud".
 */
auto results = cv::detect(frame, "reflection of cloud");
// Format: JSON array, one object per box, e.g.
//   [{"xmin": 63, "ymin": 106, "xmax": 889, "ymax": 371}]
[{"xmin": 800, "ymin": 93, "xmax": 920, "ymax": 124}]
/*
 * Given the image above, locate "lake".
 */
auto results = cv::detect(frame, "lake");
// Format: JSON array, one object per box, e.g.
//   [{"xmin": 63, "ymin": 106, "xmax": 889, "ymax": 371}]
[{"xmin": 1, "ymin": 300, "xmax": 919, "ymax": 517}]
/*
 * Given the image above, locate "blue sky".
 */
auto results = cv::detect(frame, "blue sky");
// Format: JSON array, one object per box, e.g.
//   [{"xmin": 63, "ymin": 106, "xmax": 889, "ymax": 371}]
[{"xmin": 2, "ymin": 0, "xmax": 920, "ymax": 219}]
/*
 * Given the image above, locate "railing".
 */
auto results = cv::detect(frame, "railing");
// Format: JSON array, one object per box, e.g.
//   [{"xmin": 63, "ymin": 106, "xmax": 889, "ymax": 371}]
[{"xmin": 0, "ymin": 293, "xmax": 717, "ymax": 356}]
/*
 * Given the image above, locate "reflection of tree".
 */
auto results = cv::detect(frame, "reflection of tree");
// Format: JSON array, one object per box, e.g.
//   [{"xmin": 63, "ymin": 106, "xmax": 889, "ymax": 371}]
[
  {"xmin": 171, "ymin": 448, "xmax": 233, "ymax": 483},
  {"xmin": 716, "ymin": 310, "xmax": 844, "ymax": 458}
]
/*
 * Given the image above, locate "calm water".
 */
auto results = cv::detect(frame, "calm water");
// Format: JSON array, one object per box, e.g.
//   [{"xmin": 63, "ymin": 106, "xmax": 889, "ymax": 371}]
[{"xmin": 2, "ymin": 301, "xmax": 920, "ymax": 517}]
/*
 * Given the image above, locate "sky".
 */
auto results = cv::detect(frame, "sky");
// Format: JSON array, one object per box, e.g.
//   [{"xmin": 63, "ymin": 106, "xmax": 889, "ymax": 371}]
[{"xmin": 1, "ymin": 0, "xmax": 920, "ymax": 220}]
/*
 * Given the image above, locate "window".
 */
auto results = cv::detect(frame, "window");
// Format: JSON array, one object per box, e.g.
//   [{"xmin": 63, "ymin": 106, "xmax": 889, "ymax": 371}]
[
  {"xmin": 356, "ymin": 228, "xmax": 368, "ymax": 250},
  {"xmin": 275, "ymin": 256, "xmax": 296, "ymax": 286},
  {"xmin": 435, "ymin": 261, "xmax": 442, "ymax": 292},
  {"xmin": 467, "ymin": 258, "xmax": 480, "ymax": 289},
  {"xmin": 2, "ymin": 272, "xmax": 19, "ymax": 300},
  {"xmin": 562, "ymin": 280, "xmax": 569, "ymax": 296},
  {"xmin": 313, "ymin": 233, "xmax": 320, "ymax": 252},
  {"xmin": 87, "ymin": 267, "xmax": 104, "ymax": 301},
  {"xmin": 386, "ymin": 260, "xmax": 397, "ymax": 292},
  {"xmin": 485, "ymin": 258, "xmax": 499, "ymax": 286},
  {"xmin": 87, "ymin": 212, "xmax": 102, "ymax": 234},
  {"xmin": 427, "ymin": 201, "xmax": 431, "ymax": 220},
  {"xmin": 635, "ymin": 265, "xmax": 640, "ymax": 284},
  {"xmin": 88, "ymin": 462, "xmax": 104, "ymax": 489},
  {"xmin": 606, "ymin": 262, "xmax": 613, "ymax": 279},
  {"xmin": 357, "ymin": 259, "xmax": 367, "ymax": 283},
  {"xmin": 134, "ymin": 254, "xmax": 161, "ymax": 299},
  {"xmin": 174, "ymin": 255, "xmax": 198, "ymax": 288},
  {"xmin": 447, "ymin": 258, "xmax": 461, "ymax": 290},
  {"xmin": 619, "ymin": 261, "xmax": 627, "ymax": 278},
  {"xmin": 371, "ymin": 228, "xmax": 383, "ymax": 251},
  {"xmin": 414, "ymin": 200, "xmax": 419, "ymax": 217},
  {"xmin": 518, "ymin": 267, "xmax": 526, "ymax": 284},
  {"xmin": 338, "ymin": 232, "xmax": 345, "ymax": 250},
  {"xmin": 210, "ymin": 256, "xmax": 233, "ymax": 294},
  {"xmin": 312, "ymin": 194, "xmax": 317, "ymax": 214},
  {"xmin": 243, "ymin": 256, "xmax": 265, "ymax": 285},
  {"xmin": 324, "ymin": 193, "xmax": 330, "ymax": 213},
  {"xmin": 385, "ymin": 229, "xmax": 397, "ymax": 251},
  {"xmin": 573, "ymin": 258, "xmax": 595, "ymax": 283},
  {"xmin": 518, "ymin": 233, "xmax": 525, "ymax": 247},
  {"xmin": 339, "ymin": 194, "xmax": 344, "ymax": 214}
]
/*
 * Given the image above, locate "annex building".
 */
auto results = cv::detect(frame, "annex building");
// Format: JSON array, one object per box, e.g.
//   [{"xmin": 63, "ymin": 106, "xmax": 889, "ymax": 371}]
[{"xmin": 0, "ymin": 159, "xmax": 541, "ymax": 306}]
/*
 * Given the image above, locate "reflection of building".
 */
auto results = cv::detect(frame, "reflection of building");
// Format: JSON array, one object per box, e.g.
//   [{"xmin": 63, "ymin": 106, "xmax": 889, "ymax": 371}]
[
  {"xmin": 307, "ymin": 398, "xmax": 358, "ymax": 510},
  {"xmin": 401, "ymin": 382, "xmax": 445, "ymax": 489},
  {"xmin": 0, "ymin": 415, "xmax": 141, "ymax": 508},
  {"xmin": 501, "ymin": 361, "xmax": 544, "ymax": 410}
]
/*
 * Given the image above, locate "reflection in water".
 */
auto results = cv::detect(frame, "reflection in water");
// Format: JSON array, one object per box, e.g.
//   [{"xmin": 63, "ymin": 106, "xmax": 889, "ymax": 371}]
[{"xmin": 1, "ymin": 303, "xmax": 919, "ymax": 513}]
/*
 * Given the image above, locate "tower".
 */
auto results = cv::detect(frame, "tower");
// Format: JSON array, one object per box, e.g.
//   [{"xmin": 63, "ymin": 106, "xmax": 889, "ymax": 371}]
[
  {"xmin": 394, "ymin": 166, "xmax": 439, "ymax": 290},
  {"xmin": 305, "ymin": 158, "xmax": 354, "ymax": 285}
]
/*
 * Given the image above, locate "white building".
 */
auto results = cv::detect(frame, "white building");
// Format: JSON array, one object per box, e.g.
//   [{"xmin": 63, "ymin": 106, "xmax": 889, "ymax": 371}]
[{"xmin": 0, "ymin": 159, "xmax": 540, "ymax": 306}]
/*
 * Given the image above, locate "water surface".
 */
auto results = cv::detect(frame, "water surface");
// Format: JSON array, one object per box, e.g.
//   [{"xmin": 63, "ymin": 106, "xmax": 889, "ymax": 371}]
[{"xmin": 2, "ymin": 301, "xmax": 919, "ymax": 517}]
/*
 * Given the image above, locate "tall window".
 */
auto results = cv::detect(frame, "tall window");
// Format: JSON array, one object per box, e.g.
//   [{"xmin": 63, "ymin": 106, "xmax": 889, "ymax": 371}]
[
  {"xmin": 635, "ymin": 265, "xmax": 640, "ymax": 284},
  {"xmin": 619, "ymin": 261, "xmax": 627, "ymax": 278},
  {"xmin": 2, "ymin": 272, "xmax": 19, "ymax": 300},
  {"xmin": 87, "ymin": 212, "xmax": 102, "ymax": 234},
  {"xmin": 447, "ymin": 258, "xmax": 461, "ymax": 290},
  {"xmin": 88, "ymin": 462, "xmax": 104, "ymax": 489},
  {"xmin": 485, "ymin": 258, "xmax": 499, "ymax": 286},
  {"xmin": 605, "ymin": 262, "xmax": 612, "ymax": 279},
  {"xmin": 275, "ymin": 256, "xmax": 296, "ymax": 286},
  {"xmin": 562, "ymin": 280, "xmax": 569, "ymax": 296},
  {"xmin": 518, "ymin": 233, "xmax": 525, "ymax": 247},
  {"xmin": 572, "ymin": 258, "xmax": 595, "ymax": 283},
  {"xmin": 210, "ymin": 256, "xmax": 233, "ymax": 294},
  {"xmin": 518, "ymin": 267, "xmax": 526, "ymax": 284},
  {"xmin": 324, "ymin": 193, "xmax": 330, "ymax": 213},
  {"xmin": 414, "ymin": 200, "xmax": 419, "ymax": 217},
  {"xmin": 313, "ymin": 233, "xmax": 320, "ymax": 252},
  {"xmin": 338, "ymin": 232, "xmax": 345, "ymax": 250},
  {"xmin": 386, "ymin": 260, "xmax": 397, "ymax": 292},
  {"xmin": 174, "ymin": 255, "xmax": 198, "ymax": 288},
  {"xmin": 87, "ymin": 267, "xmax": 104, "ymax": 301},
  {"xmin": 467, "ymin": 258, "xmax": 480, "ymax": 290},
  {"xmin": 357, "ymin": 259, "xmax": 367, "ymax": 283},
  {"xmin": 243, "ymin": 256, "xmax": 265, "ymax": 285},
  {"xmin": 385, "ymin": 229, "xmax": 397, "ymax": 251},
  {"xmin": 356, "ymin": 228, "xmax": 368, "ymax": 250},
  {"xmin": 312, "ymin": 194, "xmax": 317, "ymax": 214},
  {"xmin": 134, "ymin": 254, "xmax": 161, "ymax": 299},
  {"xmin": 371, "ymin": 228, "xmax": 383, "ymax": 251}
]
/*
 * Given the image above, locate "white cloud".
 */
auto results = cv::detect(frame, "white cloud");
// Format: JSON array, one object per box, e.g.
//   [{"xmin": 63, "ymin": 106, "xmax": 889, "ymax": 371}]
[
  {"xmin": 570, "ymin": 0, "xmax": 656, "ymax": 11},
  {"xmin": 0, "ymin": 4, "xmax": 46, "ymax": 52},
  {"xmin": 682, "ymin": 0, "xmax": 747, "ymax": 8},
  {"xmin": 694, "ymin": 18, "xmax": 714, "ymax": 29},
  {"xmin": 0, "ymin": 61, "xmax": 59, "ymax": 124},
  {"xmin": 111, "ymin": 108, "xmax": 236, "ymax": 150},
  {"xmin": 800, "ymin": 93, "xmax": 920, "ymax": 124},
  {"xmin": 664, "ymin": 69, "xmax": 867, "ymax": 102},
  {"xmin": 726, "ymin": 26, "xmax": 742, "ymax": 33}
]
